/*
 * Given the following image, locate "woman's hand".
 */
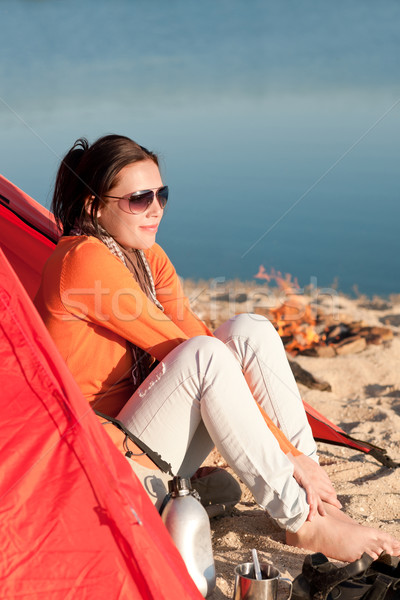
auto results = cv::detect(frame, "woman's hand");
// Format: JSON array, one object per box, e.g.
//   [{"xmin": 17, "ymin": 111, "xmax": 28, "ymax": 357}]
[{"xmin": 287, "ymin": 452, "xmax": 342, "ymax": 521}]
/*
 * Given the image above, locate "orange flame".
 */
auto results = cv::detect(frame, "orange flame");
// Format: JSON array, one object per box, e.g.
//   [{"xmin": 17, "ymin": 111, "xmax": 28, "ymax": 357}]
[{"xmin": 254, "ymin": 265, "xmax": 320, "ymax": 355}]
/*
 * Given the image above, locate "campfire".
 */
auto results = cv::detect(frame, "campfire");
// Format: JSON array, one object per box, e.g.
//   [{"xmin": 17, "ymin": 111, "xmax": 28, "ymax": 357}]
[{"xmin": 254, "ymin": 265, "xmax": 393, "ymax": 357}]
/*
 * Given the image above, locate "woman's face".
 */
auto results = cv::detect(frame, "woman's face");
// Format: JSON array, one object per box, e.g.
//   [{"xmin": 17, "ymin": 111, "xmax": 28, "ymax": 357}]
[{"xmin": 97, "ymin": 159, "xmax": 164, "ymax": 250}]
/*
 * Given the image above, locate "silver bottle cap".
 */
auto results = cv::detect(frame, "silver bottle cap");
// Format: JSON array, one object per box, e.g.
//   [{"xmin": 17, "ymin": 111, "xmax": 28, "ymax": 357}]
[{"xmin": 168, "ymin": 476, "xmax": 192, "ymax": 497}]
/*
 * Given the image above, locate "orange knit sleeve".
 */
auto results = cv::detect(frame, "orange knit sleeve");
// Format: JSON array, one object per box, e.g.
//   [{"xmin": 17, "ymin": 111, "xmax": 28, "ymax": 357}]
[
  {"xmin": 145, "ymin": 244, "xmax": 213, "ymax": 339},
  {"xmin": 59, "ymin": 238, "xmax": 193, "ymax": 361}
]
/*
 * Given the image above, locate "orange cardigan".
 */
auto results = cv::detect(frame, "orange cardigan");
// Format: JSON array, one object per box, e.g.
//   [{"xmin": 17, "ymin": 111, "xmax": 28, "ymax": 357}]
[{"xmin": 35, "ymin": 236, "xmax": 300, "ymax": 456}]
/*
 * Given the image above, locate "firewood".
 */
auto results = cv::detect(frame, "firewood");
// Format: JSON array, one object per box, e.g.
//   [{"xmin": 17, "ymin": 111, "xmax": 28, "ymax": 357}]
[
  {"xmin": 359, "ymin": 326, "xmax": 393, "ymax": 342},
  {"xmin": 308, "ymin": 345, "xmax": 336, "ymax": 358},
  {"xmin": 289, "ymin": 360, "xmax": 332, "ymax": 391},
  {"xmin": 334, "ymin": 336, "xmax": 367, "ymax": 355}
]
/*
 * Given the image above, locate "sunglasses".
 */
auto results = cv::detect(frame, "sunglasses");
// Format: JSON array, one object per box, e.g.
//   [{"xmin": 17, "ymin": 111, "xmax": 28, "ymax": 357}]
[{"xmin": 104, "ymin": 185, "xmax": 169, "ymax": 215}]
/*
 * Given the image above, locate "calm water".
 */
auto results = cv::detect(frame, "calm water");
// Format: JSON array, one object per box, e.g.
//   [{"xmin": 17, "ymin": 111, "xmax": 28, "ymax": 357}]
[{"xmin": 1, "ymin": 0, "xmax": 400, "ymax": 296}]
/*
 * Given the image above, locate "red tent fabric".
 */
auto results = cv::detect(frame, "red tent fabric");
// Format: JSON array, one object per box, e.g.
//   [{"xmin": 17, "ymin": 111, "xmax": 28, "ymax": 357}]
[
  {"xmin": 303, "ymin": 400, "xmax": 398, "ymax": 468},
  {"xmin": 0, "ymin": 178, "xmax": 202, "ymax": 598},
  {"xmin": 0, "ymin": 174, "xmax": 59, "ymax": 299}
]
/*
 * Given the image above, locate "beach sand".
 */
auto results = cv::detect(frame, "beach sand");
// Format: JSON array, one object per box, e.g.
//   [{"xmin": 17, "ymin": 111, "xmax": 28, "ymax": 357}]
[{"xmin": 182, "ymin": 281, "xmax": 400, "ymax": 599}]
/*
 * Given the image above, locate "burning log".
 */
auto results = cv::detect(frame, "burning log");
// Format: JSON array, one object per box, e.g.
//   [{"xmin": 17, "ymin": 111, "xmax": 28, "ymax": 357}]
[
  {"xmin": 254, "ymin": 266, "xmax": 394, "ymax": 357},
  {"xmin": 301, "ymin": 323, "xmax": 393, "ymax": 357},
  {"xmin": 334, "ymin": 336, "xmax": 367, "ymax": 355}
]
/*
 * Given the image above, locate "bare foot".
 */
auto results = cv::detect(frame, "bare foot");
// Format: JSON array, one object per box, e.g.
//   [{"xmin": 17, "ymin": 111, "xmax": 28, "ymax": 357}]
[
  {"xmin": 323, "ymin": 502, "xmax": 354, "ymax": 524},
  {"xmin": 286, "ymin": 505, "xmax": 400, "ymax": 562}
]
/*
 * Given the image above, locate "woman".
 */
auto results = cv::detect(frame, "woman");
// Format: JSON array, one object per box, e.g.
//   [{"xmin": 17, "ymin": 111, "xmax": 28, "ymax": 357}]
[{"xmin": 35, "ymin": 134, "xmax": 400, "ymax": 562}]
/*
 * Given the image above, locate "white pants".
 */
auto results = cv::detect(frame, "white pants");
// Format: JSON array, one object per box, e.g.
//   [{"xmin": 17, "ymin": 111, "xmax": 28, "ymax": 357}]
[{"xmin": 118, "ymin": 313, "xmax": 317, "ymax": 532}]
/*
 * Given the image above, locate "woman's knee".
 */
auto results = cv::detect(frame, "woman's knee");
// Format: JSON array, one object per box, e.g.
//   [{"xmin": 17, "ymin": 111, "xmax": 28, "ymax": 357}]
[
  {"xmin": 214, "ymin": 312, "xmax": 279, "ymax": 344},
  {"xmin": 179, "ymin": 334, "xmax": 233, "ymax": 363}
]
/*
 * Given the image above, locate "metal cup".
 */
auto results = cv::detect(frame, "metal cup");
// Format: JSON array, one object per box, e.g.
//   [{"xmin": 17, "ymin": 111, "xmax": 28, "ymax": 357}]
[{"xmin": 233, "ymin": 562, "xmax": 293, "ymax": 600}]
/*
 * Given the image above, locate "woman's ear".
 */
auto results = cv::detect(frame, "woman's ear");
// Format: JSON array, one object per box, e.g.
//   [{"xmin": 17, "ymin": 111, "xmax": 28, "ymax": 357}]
[{"xmin": 84, "ymin": 195, "xmax": 101, "ymax": 217}]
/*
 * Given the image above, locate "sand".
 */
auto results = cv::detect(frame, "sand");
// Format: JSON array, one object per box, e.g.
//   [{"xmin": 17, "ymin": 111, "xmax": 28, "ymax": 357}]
[{"xmin": 182, "ymin": 281, "xmax": 400, "ymax": 599}]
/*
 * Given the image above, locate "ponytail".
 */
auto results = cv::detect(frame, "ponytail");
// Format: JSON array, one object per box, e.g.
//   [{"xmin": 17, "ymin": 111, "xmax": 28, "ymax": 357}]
[{"xmin": 52, "ymin": 138, "xmax": 90, "ymax": 235}]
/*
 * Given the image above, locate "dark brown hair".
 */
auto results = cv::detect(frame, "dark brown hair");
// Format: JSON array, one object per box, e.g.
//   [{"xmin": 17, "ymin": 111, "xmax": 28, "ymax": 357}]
[{"xmin": 52, "ymin": 134, "xmax": 158, "ymax": 235}]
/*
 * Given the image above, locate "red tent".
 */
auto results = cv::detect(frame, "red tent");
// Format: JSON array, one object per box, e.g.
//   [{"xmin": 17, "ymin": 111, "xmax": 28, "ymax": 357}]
[{"xmin": 0, "ymin": 174, "xmax": 202, "ymax": 598}]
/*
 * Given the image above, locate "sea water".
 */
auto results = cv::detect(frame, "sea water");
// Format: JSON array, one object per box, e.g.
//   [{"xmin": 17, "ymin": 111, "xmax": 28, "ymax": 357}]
[{"xmin": 1, "ymin": 0, "xmax": 399, "ymax": 297}]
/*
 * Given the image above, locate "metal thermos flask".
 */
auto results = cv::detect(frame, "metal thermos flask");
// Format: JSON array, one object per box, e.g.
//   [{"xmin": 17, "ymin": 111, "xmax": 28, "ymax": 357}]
[{"xmin": 161, "ymin": 476, "xmax": 216, "ymax": 597}]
